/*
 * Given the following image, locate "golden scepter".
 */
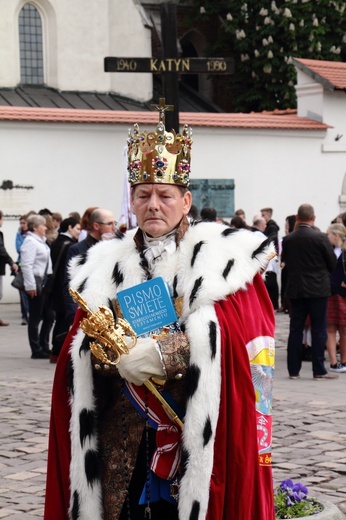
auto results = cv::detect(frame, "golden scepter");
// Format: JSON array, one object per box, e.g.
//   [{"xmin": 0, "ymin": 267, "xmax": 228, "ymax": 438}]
[{"xmin": 69, "ymin": 288, "xmax": 184, "ymax": 431}]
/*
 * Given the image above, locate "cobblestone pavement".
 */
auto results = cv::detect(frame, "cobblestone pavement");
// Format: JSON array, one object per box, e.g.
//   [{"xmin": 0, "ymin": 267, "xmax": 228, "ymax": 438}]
[
  {"xmin": 273, "ymin": 312, "xmax": 346, "ymax": 516},
  {"xmin": 0, "ymin": 303, "xmax": 345, "ymax": 518}
]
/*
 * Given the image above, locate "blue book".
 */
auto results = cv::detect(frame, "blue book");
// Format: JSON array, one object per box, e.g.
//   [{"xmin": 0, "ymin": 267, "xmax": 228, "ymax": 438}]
[{"xmin": 117, "ymin": 277, "xmax": 178, "ymax": 336}]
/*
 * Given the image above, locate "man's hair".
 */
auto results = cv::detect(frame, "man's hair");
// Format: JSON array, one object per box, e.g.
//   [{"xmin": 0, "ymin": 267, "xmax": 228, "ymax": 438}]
[
  {"xmin": 260, "ymin": 207, "xmax": 273, "ymax": 215},
  {"xmin": 59, "ymin": 217, "xmax": 79, "ymax": 233},
  {"xmin": 200, "ymin": 207, "xmax": 217, "ymax": 222},
  {"xmin": 235, "ymin": 208, "xmax": 245, "ymax": 217},
  {"xmin": 297, "ymin": 204, "xmax": 314, "ymax": 222},
  {"xmin": 253, "ymin": 217, "xmax": 265, "ymax": 227},
  {"xmin": 69, "ymin": 211, "xmax": 81, "ymax": 222},
  {"xmin": 38, "ymin": 208, "xmax": 53, "ymax": 216},
  {"xmin": 90, "ymin": 208, "xmax": 113, "ymax": 226},
  {"xmin": 0, "ymin": 210, "xmax": 3, "ymax": 219}
]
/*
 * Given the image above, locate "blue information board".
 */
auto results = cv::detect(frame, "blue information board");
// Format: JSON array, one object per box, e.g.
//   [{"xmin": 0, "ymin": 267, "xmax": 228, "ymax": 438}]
[{"xmin": 117, "ymin": 277, "xmax": 177, "ymax": 336}]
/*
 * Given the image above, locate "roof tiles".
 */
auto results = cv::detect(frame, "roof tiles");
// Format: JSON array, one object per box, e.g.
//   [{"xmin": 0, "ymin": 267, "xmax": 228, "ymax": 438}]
[
  {"xmin": 0, "ymin": 106, "xmax": 329, "ymax": 130},
  {"xmin": 293, "ymin": 58, "xmax": 346, "ymax": 90}
]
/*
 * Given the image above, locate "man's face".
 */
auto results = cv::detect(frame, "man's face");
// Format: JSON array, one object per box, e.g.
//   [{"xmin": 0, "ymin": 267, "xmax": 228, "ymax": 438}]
[
  {"xmin": 261, "ymin": 211, "xmax": 270, "ymax": 222},
  {"xmin": 20, "ymin": 219, "xmax": 28, "ymax": 231},
  {"xmin": 131, "ymin": 184, "xmax": 192, "ymax": 238},
  {"xmin": 92, "ymin": 211, "xmax": 116, "ymax": 240}
]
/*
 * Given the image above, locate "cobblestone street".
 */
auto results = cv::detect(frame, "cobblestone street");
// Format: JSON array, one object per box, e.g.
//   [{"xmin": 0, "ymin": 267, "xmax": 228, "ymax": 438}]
[{"xmin": 0, "ymin": 303, "xmax": 345, "ymax": 518}]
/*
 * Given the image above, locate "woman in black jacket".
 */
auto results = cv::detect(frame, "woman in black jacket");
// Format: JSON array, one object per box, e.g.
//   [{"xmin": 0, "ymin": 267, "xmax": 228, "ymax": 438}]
[
  {"xmin": 49, "ymin": 217, "xmax": 81, "ymax": 362},
  {"xmin": 326, "ymin": 223, "xmax": 346, "ymax": 373}
]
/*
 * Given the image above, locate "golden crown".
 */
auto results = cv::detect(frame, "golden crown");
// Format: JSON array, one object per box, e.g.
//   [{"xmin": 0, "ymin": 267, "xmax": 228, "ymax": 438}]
[{"xmin": 127, "ymin": 98, "xmax": 192, "ymax": 187}]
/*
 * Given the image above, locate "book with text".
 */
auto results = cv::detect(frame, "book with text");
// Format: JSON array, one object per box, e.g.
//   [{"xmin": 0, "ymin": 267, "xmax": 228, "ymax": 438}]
[{"xmin": 117, "ymin": 277, "xmax": 178, "ymax": 336}]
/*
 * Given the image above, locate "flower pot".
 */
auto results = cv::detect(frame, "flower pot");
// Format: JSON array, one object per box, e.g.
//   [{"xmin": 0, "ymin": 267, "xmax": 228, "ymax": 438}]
[{"xmin": 279, "ymin": 498, "xmax": 346, "ymax": 519}]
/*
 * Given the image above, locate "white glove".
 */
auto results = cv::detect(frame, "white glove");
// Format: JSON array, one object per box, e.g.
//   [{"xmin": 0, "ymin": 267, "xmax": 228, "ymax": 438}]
[{"xmin": 117, "ymin": 337, "xmax": 165, "ymax": 386}]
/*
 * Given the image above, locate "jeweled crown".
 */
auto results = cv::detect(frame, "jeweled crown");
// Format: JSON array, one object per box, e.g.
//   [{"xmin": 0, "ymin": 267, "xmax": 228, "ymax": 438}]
[{"xmin": 127, "ymin": 98, "xmax": 192, "ymax": 187}]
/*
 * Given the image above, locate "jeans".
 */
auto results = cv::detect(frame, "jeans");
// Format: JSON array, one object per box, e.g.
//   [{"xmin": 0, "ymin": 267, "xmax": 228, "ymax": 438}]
[{"xmin": 287, "ymin": 297, "xmax": 328, "ymax": 377}]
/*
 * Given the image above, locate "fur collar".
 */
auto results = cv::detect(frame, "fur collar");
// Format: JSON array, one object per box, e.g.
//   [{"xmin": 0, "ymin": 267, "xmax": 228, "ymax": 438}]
[
  {"xmin": 67, "ymin": 223, "xmax": 275, "ymax": 520},
  {"xmin": 69, "ymin": 223, "xmax": 275, "ymax": 315}
]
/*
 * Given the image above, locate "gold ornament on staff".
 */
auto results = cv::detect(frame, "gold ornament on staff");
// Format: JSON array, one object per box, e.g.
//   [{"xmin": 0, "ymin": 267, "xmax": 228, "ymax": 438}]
[{"xmin": 69, "ymin": 288, "xmax": 184, "ymax": 431}]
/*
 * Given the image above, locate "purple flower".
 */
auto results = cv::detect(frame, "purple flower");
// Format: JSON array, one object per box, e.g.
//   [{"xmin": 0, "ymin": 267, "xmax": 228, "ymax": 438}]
[
  {"xmin": 286, "ymin": 495, "xmax": 295, "ymax": 506},
  {"xmin": 280, "ymin": 479, "xmax": 294, "ymax": 492},
  {"xmin": 292, "ymin": 482, "xmax": 308, "ymax": 497}
]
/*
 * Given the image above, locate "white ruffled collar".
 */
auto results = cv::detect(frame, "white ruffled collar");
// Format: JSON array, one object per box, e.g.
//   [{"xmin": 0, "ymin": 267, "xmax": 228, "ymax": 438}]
[{"xmin": 142, "ymin": 230, "xmax": 177, "ymax": 266}]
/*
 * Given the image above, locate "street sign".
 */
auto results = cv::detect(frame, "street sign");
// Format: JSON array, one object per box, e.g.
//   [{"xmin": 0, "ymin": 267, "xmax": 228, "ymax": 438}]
[{"xmin": 104, "ymin": 57, "xmax": 234, "ymax": 75}]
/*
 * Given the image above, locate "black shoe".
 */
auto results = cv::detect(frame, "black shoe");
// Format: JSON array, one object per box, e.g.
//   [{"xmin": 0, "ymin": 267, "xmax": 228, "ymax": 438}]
[{"xmin": 31, "ymin": 351, "xmax": 50, "ymax": 359}]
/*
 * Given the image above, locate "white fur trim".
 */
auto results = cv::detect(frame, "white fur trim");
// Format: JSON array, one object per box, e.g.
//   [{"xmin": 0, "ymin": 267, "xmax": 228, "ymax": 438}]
[
  {"xmin": 69, "ymin": 330, "xmax": 103, "ymax": 519},
  {"xmin": 178, "ymin": 305, "xmax": 221, "ymax": 520},
  {"xmin": 68, "ymin": 223, "xmax": 275, "ymax": 519}
]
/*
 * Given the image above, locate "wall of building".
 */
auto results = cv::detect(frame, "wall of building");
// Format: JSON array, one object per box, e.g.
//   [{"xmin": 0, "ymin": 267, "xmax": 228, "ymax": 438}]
[
  {"xmin": 0, "ymin": 0, "xmax": 153, "ymax": 101},
  {"xmin": 1, "ymin": 117, "xmax": 345, "ymax": 302}
]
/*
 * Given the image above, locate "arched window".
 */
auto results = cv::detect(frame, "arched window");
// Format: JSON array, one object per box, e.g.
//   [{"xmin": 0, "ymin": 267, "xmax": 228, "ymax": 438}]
[{"xmin": 18, "ymin": 3, "xmax": 44, "ymax": 84}]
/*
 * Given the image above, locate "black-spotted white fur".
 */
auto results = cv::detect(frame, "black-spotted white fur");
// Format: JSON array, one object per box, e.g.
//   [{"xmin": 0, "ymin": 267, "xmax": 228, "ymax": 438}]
[{"xmin": 67, "ymin": 223, "xmax": 275, "ymax": 520}]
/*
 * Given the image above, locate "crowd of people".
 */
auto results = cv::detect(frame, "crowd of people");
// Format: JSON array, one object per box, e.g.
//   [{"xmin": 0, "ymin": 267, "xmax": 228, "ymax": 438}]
[
  {"xmin": 1, "ymin": 201, "xmax": 345, "ymax": 379},
  {"xmin": 196, "ymin": 204, "xmax": 346, "ymax": 379},
  {"xmin": 0, "ymin": 207, "xmax": 120, "ymax": 362}
]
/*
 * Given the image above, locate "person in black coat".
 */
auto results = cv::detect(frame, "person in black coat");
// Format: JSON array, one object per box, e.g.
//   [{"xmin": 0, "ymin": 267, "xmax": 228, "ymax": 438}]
[
  {"xmin": 261, "ymin": 207, "xmax": 280, "ymax": 252},
  {"xmin": 63, "ymin": 208, "xmax": 118, "ymax": 328},
  {"xmin": 49, "ymin": 217, "xmax": 81, "ymax": 361},
  {"xmin": 281, "ymin": 204, "xmax": 337, "ymax": 380}
]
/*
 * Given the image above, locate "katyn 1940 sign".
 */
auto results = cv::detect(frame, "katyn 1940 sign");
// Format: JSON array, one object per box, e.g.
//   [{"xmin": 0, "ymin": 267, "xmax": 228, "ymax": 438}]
[{"xmin": 104, "ymin": 57, "xmax": 234, "ymax": 74}]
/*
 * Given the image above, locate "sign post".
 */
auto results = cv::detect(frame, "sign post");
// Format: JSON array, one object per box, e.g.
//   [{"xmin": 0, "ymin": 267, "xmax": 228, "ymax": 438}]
[
  {"xmin": 104, "ymin": 57, "xmax": 234, "ymax": 75},
  {"xmin": 104, "ymin": 2, "xmax": 234, "ymax": 131}
]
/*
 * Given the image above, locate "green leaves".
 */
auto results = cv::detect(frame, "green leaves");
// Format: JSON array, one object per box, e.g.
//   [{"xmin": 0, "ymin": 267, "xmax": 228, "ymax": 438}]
[{"xmin": 179, "ymin": 0, "xmax": 346, "ymax": 112}]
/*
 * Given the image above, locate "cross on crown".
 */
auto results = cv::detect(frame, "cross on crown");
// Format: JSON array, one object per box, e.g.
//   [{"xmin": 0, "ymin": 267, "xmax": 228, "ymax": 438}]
[
  {"xmin": 127, "ymin": 99, "xmax": 192, "ymax": 187},
  {"xmin": 150, "ymin": 98, "xmax": 174, "ymax": 125}
]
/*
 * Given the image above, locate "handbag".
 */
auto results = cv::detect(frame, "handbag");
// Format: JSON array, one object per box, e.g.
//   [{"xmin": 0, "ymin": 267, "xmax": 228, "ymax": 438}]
[
  {"xmin": 11, "ymin": 255, "xmax": 50, "ymax": 295},
  {"xmin": 11, "ymin": 270, "xmax": 25, "ymax": 291},
  {"xmin": 35, "ymin": 275, "xmax": 45, "ymax": 295}
]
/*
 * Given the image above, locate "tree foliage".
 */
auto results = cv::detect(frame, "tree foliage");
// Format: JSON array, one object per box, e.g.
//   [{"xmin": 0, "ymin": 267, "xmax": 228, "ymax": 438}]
[{"xmin": 179, "ymin": 0, "xmax": 346, "ymax": 112}]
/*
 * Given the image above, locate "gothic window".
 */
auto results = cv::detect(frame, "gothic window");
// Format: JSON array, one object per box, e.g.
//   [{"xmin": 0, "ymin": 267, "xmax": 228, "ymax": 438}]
[{"xmin": 18, "ymin": 3, "xmax": 44, "ymax": 84}]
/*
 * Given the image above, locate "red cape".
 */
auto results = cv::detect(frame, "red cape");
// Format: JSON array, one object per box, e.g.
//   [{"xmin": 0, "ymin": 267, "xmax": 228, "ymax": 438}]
[
  {"xmin": 45, "ymin": 275, "xmax": 275, "ymax": 520},
  {"xmin": 207, "ymin": 274, "xmax": 275, "ymax": 520},
  {"xmin": 44, "ymin": 309, "xmax": 84, "ymax": 520}
]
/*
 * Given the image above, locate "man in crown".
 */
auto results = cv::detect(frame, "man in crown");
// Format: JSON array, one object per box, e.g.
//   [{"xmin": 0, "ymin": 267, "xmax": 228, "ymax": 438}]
[{"xmin": 45, "ymin": 101, "xmax": 276, "ymax": 520}]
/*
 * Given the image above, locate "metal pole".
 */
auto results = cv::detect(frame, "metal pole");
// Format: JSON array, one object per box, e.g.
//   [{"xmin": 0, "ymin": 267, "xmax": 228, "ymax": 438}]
[{"xmin": 160, "ymin": 2, "xmax": 179, "ymax": 132}]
